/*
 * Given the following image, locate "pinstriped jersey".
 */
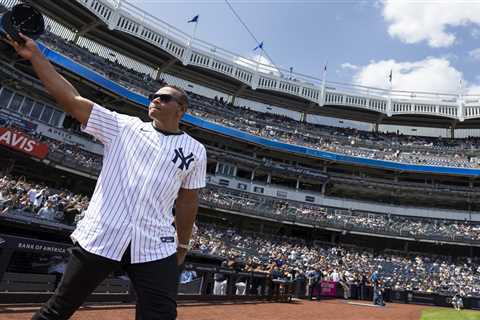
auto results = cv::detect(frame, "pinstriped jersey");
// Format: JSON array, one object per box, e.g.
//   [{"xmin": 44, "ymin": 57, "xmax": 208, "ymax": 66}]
[{"xmin": 71, "ymin": 104, "xmax": 207, "ymax": 263}]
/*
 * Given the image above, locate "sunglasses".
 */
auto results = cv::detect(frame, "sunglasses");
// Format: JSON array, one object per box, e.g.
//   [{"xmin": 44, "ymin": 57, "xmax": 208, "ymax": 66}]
[{"xmin": 148, "ymin": 93, "xmax": 183, "ymax": 105}]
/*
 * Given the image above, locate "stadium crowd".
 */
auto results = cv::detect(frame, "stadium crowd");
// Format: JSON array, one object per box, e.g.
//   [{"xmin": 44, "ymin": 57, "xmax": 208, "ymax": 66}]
[
  {"xmin": 192, "ymin": 223, "xmax": 480, "ymax": 297},
  {"xmin": 42, "ymin": 136, "xmax": 102, "ymax": 171},
  {"xmin": 36, "ymin": 30, "xmax": 480, "ymax": 169},
  {"xmin": 2, "ymin": 169, "xmax": 480, "ymax": 243},
  {"xmin": 2, "ymin": 174, "xmax": 480, "ymax": 298},
  {"xmin": 0, "ymin": 175, "xmax": 88, "ymax": 225},
  {"xmin": 200, "ymin": 187, "xmax": 480, "ymax": 242}
]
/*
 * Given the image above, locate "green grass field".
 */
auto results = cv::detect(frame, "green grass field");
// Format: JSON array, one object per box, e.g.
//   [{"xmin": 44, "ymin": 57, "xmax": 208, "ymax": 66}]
[{"xmin": 420, "ymin": 308, "xmax": 480, "ymax": 320}]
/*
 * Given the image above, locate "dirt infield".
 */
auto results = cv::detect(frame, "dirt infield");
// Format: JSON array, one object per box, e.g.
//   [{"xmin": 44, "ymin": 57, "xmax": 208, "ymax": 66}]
[{"xmin": 0, "ymin": 299, "xmax": 433, "ymax": 320}]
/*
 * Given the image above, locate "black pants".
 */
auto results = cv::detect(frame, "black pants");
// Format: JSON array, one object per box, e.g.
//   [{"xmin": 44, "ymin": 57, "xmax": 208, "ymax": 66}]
[{"xmin": 32, "ymin": 244, "xmax": 179, "ymax": 320}]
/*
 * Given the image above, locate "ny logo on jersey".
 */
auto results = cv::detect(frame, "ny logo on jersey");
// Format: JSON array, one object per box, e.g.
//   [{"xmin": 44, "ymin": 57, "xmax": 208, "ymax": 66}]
[{"xmin": 172, "ymin": 148, "xmax": 194, "ymax": 170}]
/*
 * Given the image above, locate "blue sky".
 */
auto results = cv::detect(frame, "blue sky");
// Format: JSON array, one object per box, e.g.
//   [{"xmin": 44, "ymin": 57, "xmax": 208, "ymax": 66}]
[{"xmin": 136, "ymin": 1, "xmax": 480, "ymax": 95}]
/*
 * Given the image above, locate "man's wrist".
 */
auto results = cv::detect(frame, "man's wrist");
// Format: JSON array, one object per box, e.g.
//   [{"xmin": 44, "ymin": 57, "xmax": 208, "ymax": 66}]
[{"xmin": 30, "ymin": 47, "xmax": 45, "ymax": 62}]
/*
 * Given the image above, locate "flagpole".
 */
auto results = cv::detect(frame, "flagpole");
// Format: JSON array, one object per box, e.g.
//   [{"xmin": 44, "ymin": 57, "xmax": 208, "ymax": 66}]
[
  {"xmin": 258, "ymin": 50, "xmax": 264, "ymax": 72},
  {"xmin": 191, "ymin": 21, "xmax": 198, "ymax": 46},
  {"xmin": 253, "ymin": 42, "xmax": 264, "ymax": 73},
  {"xmin": 320, "ymin": 62, "xmax": 327, "ymax": 106},
  {"xmin": 387, "ymin": 69, "xmax": 393, "ymax": 117},
  {"xmin": 184, "ymin": 15, "xmax": 199, "ymax": 65},
  {"xmin": 389, "ymin": 70, "xmax": 393, "ymax": 91},
  {"xmin": 458, "ymin": 79, "xmax": 464, "ymax": 122},
  {"xmin": 322, "ymin": 63, "xmax": 327, "ymax": 88}
]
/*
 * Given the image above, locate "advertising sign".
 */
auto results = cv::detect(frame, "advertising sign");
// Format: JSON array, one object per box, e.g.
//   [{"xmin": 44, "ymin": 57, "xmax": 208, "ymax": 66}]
[
  {"xmin": 0, "ymin": 127, "xmax": 48, "ymax": 159},
  {"xmin": 320, "ymin": 281, "xmax": 337, "ymax": 296}
]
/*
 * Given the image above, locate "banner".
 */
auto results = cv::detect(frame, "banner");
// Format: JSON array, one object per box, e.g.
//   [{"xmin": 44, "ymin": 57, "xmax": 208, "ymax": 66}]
[
  {"xmin": 0, "ymin": 234, "xmax": 70, "ymax": 254},
  {"xmin": 0, "ymin": 127, "xmax": 48, "ymax": 159},
  {"xmin": 320, "ymin": 281, "xmax": 337, "ymax": 296}
]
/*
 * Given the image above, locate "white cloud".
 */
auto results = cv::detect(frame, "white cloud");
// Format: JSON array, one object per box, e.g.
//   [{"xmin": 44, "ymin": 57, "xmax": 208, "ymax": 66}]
[
  {"xmin": 382, "ymin": 1, "xmax": 480, "ymax": 47},
  {"xmin": 341, "ymin": 62, "xmax": 359, "ymax": 71},
  {"xmin": 352, "ymin": 57, "xmax": 464, "ymax": 94},
  {"xmin": 466, "ymin": 85, "xmax": 480, "ymax": 96},
  {"xmin": 469, "ymin": 48, "xmax": 480, "ymax": 60}
]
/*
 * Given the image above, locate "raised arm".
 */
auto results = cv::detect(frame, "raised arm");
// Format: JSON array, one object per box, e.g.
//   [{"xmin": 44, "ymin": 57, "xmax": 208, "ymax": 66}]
[{"xmin": 5, "ymin": 33, "xmax": 93, "ymax": 124}]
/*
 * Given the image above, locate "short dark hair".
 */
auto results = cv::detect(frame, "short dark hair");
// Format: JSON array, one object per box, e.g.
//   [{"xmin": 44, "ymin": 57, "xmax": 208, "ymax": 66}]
[{"xmin": 163, "ymin": 85, "xmax": 189, "ymax": 110}]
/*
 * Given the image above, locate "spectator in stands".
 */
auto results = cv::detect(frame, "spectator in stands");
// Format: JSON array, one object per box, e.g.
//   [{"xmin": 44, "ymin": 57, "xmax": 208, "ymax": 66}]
[
  {"xmin": 62, "ymin": 198, "xmax": 82, "ymax": 225},
  {"xmin": 331, "ymin": 268, "xmax": 341, "ymax": 282},
  {"xmin": 33, "ymin": 188, "xmax": 47, "ymax": 211},
  {"xmin": 37, "ymin": 199, "xmax": 56, "ymax": 221},
  {"xmin": 0, "ymin": 190, "xmax": 19, "ymax": 214},
  {"xmin": 27, "ymin": 185, "xmax": 40, "ymax": 208}
]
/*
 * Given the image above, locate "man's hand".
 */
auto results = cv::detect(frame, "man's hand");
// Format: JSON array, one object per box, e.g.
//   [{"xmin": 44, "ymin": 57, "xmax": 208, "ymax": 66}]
[
  {"xmin": 4, "ymin": 33, "xmax": 42, "ymax": 61},
  {"xmin": 177, "ymin": 247, "xmax": 188, "ymax": 266}
]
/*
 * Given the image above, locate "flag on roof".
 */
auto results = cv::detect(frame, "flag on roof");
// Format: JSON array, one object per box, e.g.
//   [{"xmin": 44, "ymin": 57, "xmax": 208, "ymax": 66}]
[{"xmin": 188, "ymin": 14, "xmax": 199, "ymax": 23}]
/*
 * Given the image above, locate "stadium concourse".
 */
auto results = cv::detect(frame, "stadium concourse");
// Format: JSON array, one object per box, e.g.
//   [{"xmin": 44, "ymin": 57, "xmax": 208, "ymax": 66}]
[{"xmin": 2, "ymin": 0, "xmax": 480, "ymax": 318}]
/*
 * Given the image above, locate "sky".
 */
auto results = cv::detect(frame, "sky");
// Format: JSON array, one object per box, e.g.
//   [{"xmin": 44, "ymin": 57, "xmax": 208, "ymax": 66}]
[{"xmin": 133, "ymin": 0, "xmax": 480, "ymax": 96}]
